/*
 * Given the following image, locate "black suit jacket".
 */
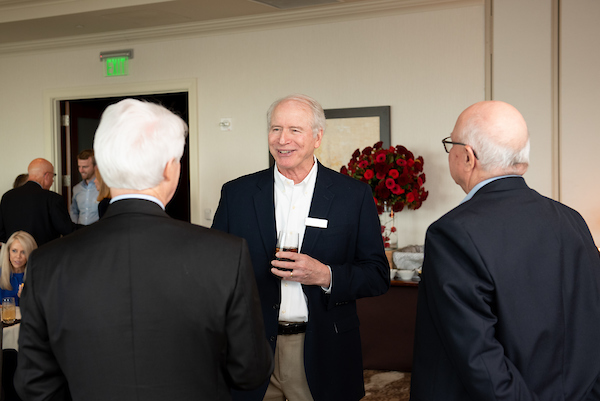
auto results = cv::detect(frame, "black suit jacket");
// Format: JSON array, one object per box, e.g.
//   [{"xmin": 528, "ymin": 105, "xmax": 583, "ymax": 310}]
[
  {"xmin": 212, "ymin": 163, "xmax": 390, "ymax": 401},
  {"xmin": 0, "ymin": 181, "xmax": 73, "ymax": 246},
  {"xmin": 15, "ymin": 199, "xmax": 273, "ymax": 401},
  {"xmin": 411, "ymin": 177, "xmax": 600, "ymax": 400}
]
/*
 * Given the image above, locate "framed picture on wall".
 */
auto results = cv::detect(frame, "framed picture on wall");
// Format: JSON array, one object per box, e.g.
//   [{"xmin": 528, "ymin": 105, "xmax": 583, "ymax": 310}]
[{"xmin": 315, "ymin": 106, "xmax": 391, "ymax": 172}]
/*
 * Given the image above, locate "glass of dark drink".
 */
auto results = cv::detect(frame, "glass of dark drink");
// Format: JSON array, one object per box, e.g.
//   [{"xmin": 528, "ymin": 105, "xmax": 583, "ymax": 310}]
[{"xmin": 275, "ymin": 231, "xmax": 299, "ymax": 271}]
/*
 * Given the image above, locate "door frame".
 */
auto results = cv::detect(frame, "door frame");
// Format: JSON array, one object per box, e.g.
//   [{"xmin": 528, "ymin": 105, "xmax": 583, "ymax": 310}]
[{"xmin": 43, "ymin": 79, "xmax": 200, "ymax": 223}]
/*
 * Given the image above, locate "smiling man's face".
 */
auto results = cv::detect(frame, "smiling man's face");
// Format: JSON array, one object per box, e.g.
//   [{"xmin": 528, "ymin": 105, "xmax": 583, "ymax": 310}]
[{"xmin": 268, "ymin": 99, "xmax": 322, "ymax": 183}]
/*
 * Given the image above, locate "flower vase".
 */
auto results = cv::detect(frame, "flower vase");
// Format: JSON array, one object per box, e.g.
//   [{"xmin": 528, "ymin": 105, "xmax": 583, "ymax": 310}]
[{"xmin": 379, "ymin": 204, "xmax": 397, "ymax": 250}]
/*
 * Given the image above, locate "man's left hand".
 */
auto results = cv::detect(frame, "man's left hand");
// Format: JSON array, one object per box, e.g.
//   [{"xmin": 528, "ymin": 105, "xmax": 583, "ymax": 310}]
[{"xmin": 271, "ymin": 252, "xmax": 331, "ymax": 288}]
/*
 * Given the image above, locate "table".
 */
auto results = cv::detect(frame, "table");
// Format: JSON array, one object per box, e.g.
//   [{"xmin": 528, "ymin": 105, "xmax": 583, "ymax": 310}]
[
  {"xmin": 357, "ymin": 280, "xmax": 418, "ymax": 371},
  {"xmin": 2, "ymin": 307, "xmax": 21, "ymax": 351}
]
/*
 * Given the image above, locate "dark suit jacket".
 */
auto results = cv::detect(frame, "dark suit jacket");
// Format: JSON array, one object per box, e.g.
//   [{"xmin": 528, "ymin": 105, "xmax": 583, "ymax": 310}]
[
  {"xmin": 0, "ymin": 181, "xmax": 73, "ymax": 246},
  {"xmin": 411, "ymin": 177, "xmax": 600, "ymax": 401},
  {"xmin": 212, "ymin": 163, "xmax": 390, "ymax": 401},
  {"xmin": 15, "ymin": 199, "xmax": 273, "ymax": 401}
]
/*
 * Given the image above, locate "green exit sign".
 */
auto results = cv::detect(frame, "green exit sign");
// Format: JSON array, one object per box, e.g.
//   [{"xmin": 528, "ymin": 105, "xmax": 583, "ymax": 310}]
[{"xmin": 105, "ymin": 57, "xmax": 129, "ymax": 77}]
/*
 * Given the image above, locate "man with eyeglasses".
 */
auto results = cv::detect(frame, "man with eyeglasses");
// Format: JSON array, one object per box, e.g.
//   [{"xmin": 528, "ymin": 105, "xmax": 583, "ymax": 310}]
[
  {"xmin": 0, "ymin": 158, "xmax": 73, "ymax": 246},
  {"xmin": 411, "ymin": 101, "xmax": 600, "ymax": 400}
]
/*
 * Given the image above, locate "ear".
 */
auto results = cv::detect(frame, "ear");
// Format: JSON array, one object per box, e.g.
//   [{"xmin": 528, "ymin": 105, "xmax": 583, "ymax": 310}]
[
  {"xmin": 163, "ymin": 158, "xmax": 181, "ymax": 183},
  {"xmin": 314, "ymin": 129, "xmax": 323, "ymax": 149},
  {"xmin": 463, "ymin": 146, "xmax": 477, "ymax": 171}
]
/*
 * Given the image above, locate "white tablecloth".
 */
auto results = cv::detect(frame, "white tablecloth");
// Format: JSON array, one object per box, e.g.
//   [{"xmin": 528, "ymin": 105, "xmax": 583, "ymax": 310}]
[{"xmin": 2, "ymin": 306, "xmax": 21, "ymax": 350}]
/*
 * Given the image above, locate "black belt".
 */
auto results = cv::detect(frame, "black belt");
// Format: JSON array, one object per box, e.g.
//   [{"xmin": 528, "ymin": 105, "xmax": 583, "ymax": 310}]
[{"xmin": 278, "ymin": 322, "xmax": 307, "ymax": 335}]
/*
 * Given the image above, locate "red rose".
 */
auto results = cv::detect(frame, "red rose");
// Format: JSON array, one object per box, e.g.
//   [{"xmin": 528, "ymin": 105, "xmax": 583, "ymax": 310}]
[
  {"xmin": 414, "ymin": 156, "xmax": 424, "ymax": 172},
  {"xmin": 375, "ymin": 185, "xmax": 390, "ymax": 200},
  {"xmin": 375, "ymin": 152, "xmax": 387, "ymax": 163},
  {"xmin": 397, "ymin": 174, "xmax": 409, "ymax": 186},
  {"xmin": 396, "ymin": 145, "xmax": 408, "ymax": 155},
  {"xmin": 364, "ymin": 169, "xmax": 374, "ymax": 180},
  {"xmin": 392, "ymin": 202, "xmax": 404, "ymax": 213},
  {"xmin": 389, "ymin": 169, "xmax": 399, "ymax": 178},
  {"xmin": 391, "ymin": 185, "xmax": 404, "ymax": 195},
  {"xmin": 407, "ymin": 158, "xmax": 415, "ymax": 167},
  {"xmin": 358, "ymin": 160, "xmax": 368, "ymax": 169},
  {"xmin": 406, "ymin": 192, "xmax": 415, "ymax": 203},
  {"xmin": 396, "ymin": 159, "xmax": 407, "ymax": 167},
  {"xmin": 374, "ymin": 163, "xmax": 390, "ymax": 175}
]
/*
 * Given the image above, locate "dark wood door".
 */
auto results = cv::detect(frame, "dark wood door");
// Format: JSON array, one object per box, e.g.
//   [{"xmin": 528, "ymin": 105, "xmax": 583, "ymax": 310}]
[{"xmin": 59, "ymin": 93, "xmax": 190, "ymax": 222}]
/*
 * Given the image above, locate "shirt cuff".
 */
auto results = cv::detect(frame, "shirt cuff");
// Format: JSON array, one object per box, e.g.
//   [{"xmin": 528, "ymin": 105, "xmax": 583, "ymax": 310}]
[{"xmin": 321, "ymin": 265, "xmax": 332, "ymax": 294}]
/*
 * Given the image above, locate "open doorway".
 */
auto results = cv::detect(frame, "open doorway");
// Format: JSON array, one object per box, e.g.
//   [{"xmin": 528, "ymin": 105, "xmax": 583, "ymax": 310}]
[{"xmin": 59, "ymin": 92, "xmax": 190, "ymax": 222}]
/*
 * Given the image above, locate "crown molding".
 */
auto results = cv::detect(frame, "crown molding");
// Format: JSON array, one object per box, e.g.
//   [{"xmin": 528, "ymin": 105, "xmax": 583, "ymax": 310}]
[{"xmin": 0, "ymin": 0, "xmax": 482, "ymax": 56}]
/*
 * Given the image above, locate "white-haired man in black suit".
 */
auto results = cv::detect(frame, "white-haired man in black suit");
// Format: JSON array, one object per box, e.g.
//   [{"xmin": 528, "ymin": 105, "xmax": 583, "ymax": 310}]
[{"xmin": 16, "ymin": 98, "xmax": 273, "ymax": 401}]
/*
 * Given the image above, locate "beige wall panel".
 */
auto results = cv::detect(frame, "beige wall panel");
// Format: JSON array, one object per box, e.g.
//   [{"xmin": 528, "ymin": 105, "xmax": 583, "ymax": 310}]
[
  {"xmin": 492, "ymin": 0, "xmax": 554, "ymax": 198},
  {"xmin": 559, "ymin": 1, "xmax": 600, "ymax": 244}
]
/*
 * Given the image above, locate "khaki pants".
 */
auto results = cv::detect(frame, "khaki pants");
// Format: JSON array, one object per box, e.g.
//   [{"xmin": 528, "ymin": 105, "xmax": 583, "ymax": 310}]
[{"xmin": 263, "ymin": 333, "xmax": 314, "ymax": 401}]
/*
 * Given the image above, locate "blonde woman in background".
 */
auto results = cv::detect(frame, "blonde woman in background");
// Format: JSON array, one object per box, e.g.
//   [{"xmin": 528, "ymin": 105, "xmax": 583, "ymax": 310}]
[
  {"xmin": 0, "ymin": 230, "xmax": 37, "ymax": 305},
  {"xmin": 94, "ymin": 166, "xmax": 111, "ymax": 218}
]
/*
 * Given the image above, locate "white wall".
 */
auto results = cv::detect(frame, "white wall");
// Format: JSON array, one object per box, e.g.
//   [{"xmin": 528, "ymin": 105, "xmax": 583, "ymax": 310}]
[{"xmin": 0, "ymin": 4, "xmax": 485, "ymax": 247}]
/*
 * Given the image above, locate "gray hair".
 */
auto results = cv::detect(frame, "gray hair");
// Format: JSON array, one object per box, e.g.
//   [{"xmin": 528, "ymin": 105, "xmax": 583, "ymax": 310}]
[
  {"xmin": 267, "ymin": 94, "xmax": 326, "ymax": 138},
  {"xmin": 459, "ymin": 115, "xmax": 530, "ymax": 173},
  {"xmin": 94, "ymin": 99, "xmax": 188, "ymax": 190}
]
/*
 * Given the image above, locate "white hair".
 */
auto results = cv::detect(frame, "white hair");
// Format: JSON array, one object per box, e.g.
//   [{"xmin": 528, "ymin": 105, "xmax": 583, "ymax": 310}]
[
  {"xmin": 267, "ymin": 94, "xmax": 326, "ymax": 138},
  {"xmin": 94, "ymin": 99, "xmax": 188, "ymax": 190},
  {"xmin": 460, "ymin": 114, "xmax": 530, "ymax": 173}
]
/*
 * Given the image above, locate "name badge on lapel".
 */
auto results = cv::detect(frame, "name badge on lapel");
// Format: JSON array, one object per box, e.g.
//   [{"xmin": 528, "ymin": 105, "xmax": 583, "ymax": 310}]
[{"xmin": 305, "ymin": 217, "xmax": 328, "ymax": 229}]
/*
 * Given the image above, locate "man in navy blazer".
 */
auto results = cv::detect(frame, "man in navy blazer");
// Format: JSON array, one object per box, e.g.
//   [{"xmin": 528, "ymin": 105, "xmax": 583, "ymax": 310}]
[
  {"xmin": 212, "ymin": 94, "xmax": 390, "ymax": 401},
  {"xmin": 410, "ymin": 101, "xmax": 600, "ymax": 400},
  {"xmin": 0, "ymin": 158, "xmax": 73, "ymax": 246}
]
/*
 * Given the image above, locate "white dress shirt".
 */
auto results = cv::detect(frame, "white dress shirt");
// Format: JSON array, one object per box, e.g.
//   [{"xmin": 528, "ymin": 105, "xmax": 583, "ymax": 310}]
[{"xmin": 274, "ymin": 159, "xmax": 319, "ymax": 323}]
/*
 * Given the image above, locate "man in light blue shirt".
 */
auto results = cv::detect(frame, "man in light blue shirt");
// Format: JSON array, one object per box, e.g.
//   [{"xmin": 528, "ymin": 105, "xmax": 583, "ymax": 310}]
[{"xmin": 70, "ymin": 149, "xmax": 99, "ymax": 225}]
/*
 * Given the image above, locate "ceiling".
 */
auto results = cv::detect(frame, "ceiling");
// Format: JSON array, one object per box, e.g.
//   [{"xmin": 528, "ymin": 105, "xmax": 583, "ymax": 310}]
[
  {"xmin": 0, "ymin": 0, "xmax": 473, "ymax": 54},
  {"xmin": 0, "ymin": 0, "xmax": 375, "ymax": 46}
]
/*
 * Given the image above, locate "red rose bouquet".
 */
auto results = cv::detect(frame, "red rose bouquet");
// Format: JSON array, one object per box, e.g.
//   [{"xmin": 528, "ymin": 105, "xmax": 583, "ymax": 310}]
[
  {"xmin": 340, "ymin": 141, "xmax": 428, "ymax": 213},
  {"xmin": 340, "ymin": 141, "xmax": 428, "ymax": 248}
]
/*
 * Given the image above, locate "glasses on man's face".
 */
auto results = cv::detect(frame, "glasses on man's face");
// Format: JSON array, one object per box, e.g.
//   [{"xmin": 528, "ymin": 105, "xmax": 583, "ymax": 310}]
[
  {"xmin": 46, "ymin": 172, "xmax": 57, "ymax": 179},
  {"xmin": 442, "ymin": 136, "xmax": 479, "ymax": 160}
]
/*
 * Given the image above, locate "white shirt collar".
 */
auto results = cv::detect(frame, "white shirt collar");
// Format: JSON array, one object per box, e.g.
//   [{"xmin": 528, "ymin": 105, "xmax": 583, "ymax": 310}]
[
  {"xmin": 110, "ymin": 194, "xmax": 165, "ymax": 210},
  {"xmin": 274, "ymin": 156, "xmax": 318, "ymax": 191}
]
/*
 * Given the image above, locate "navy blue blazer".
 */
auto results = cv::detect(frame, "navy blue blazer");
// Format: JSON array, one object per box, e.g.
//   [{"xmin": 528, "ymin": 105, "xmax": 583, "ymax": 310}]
[
  {"xmin": 411, "ymin": 177, "xmax": 600, "ymax": 400},
  {"xmin": 212, "ymin": 162, "xmax": 390, "ymax": 401}
]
